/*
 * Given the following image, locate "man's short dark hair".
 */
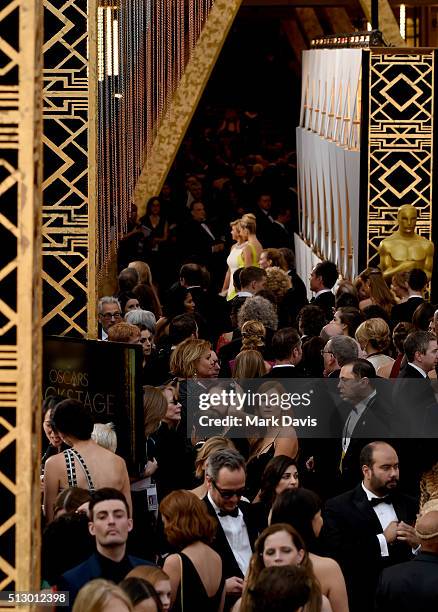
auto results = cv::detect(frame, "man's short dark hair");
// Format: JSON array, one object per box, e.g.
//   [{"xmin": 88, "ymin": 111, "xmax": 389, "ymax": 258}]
[
  {"xmin": 271, "ymin": 328, "xmax": 301, "ymax": 360},
  {"xmin": 51, "ymin": 399, "xmax": 93, "ymax": 440},
  {"xmin": 89, "ymin": 488, "xmax": 130, "ymax": 519},
  {"xmin": 233, "ymin": 267, "xmax": 244, "ymax": 292},
  {"xmin": 169, "ymin": 313, "xmax": 197, "ymax": 345},
  {"xmin": 118, "ymin": 268, "xmax": 139, "ymax": 292},
  {"xmin": 206, "ymin": 449, "xmax": 245, "ymax": 481},
  {"xmin": 240, "ymin": 266, "xmax": 267, "ymax": 289},
  {"xmin": 359, "ymin": 441, "xmax": 390, "ymax": 469},
  {"xmin": 298, "ymin": 305, "xmax": 326, "ymax": 337},
  {"xmin": 180, "ymin": 263, "xmax": 203, "ymax": 287},
  {"xmin": 404, "ymin": 330, "xmax": 436, "ymax": 362},
  {"xmin": 313, "ymin": 261, "xmax": 338, "ymax": 289},
  {"xmin": 189, "ymin": 199, "xmax": 204, "ymax": 211},
  {"xmin": 348, "ymin": 358, "xmax": 377, "ymax": 379},
  {"xmin": 408, "ymin": 268, "xmax": 427, "ymax": 292}
]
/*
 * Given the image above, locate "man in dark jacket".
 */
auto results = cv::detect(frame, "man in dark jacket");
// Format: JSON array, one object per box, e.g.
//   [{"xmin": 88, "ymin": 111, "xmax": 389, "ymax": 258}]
[
  {"xmin": 375, "ymin": 510, "xmax": 438, "ymax": 612},
  {"xmin": 57, "ymin": 489, "xmax": 153, "ymax": 609},
  {"xmin": 321, "ymin": 442, "xmax": 418, "ymax": 612}
]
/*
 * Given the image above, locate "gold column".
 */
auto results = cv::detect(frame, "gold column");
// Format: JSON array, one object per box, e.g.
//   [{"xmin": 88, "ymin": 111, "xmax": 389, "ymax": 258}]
[{"xmin": 0, "ymin": 0, "xmax": 43, "ymax": 606}]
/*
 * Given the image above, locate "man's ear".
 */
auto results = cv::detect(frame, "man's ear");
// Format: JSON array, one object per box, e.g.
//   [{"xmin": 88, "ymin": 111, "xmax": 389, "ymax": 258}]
[
  {"xmin": 88, "ymin": 521, "xmax": 95, "ymax": 537},
  {"xmin": 127, "ymin": 518, "xmax": 133, "ymax": 533}
]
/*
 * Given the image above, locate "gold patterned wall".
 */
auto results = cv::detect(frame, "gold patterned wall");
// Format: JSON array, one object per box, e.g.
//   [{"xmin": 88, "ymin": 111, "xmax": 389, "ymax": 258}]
[
  {"xmin": 0, "ymin": 0, "xmax": 43, "ymax": 603},
  {"xmin": 42, "ymin": 0, "xmax": 96, "ymax": 338},
  {"xmin": 366, "ymin": 50, "xmax": 434, "ymax": 268}
]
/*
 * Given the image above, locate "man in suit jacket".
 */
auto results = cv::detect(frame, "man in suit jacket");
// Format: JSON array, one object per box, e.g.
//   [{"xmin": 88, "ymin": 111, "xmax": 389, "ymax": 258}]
[
  {"xmin": 270, "ymin": 206, "xmax": 293, "ymax": 249},
  {"xmin": 337, "ymin": 359, "xmax": 392, "ymax": 492},
  {"xmin": 391, "ymin": 268, "xmax": 427, "ymax": 325},
  {"xmin": 203, "ymin": 449, "xmax": 257, "ymax": 609},
  {"xmin": 57, "ymin": 489, "xmax": 153, "ymax": 609},
  {"xmin": 309, "ymin": 260, "xmax": 338, "ymax": 321},
  {"xmin": 321, "ymin": 442, "xmax": 419, "ymax": 612},
  {"xmin": 264, "ymin": 327, "xmax": 302, "ymax": 378},
  {"xmin": 375, "ymin": 510, "xmax": 438, "ymax": 612},
  {"xmin": 254, "ymin": 193, "xmax": 276, "ymax": 246}
]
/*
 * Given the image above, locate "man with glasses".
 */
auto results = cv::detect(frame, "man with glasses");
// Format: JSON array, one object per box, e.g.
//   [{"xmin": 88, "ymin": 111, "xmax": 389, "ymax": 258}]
[
  {"xmin": 204, "ymin": 449, "xmax": 256, "ymax": 607},
  {"xmin": 98, "ymin": 297, "xmax": 123, "ymax": 340}
]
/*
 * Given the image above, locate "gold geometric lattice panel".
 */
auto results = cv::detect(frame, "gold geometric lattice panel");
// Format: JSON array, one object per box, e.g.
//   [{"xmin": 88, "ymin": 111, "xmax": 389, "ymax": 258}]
[
  {"xmin": 42, "ymin": 0, "xmax": 93, "ymax": 337},
  {"xmin": 367, "ymin": 51, "xmax": 433, "ymax": 268}
]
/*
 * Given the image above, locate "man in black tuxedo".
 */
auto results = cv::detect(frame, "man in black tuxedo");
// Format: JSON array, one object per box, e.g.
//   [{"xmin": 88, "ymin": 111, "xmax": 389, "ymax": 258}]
[
  {"xmin": 254, "ymin": 193, "xmax": 276, "ymax": 246},
  {"xmin": 178, "ymin": 200, "xmax": 226, "ymax": 288},
  {"xmin": 309, "ymin": 260, "xmax": 338, "ymax": 321},
  {"xmin": 393, "ymin": 330, "xmax": 438, "ymax": 494},
  {"xmin": 337, "ymin": 359, "xmax": 392, "ymax": 492},
  {"xmin": 321, "ymin": 442, "xmax": 419, "ymax": 612},
  {"xmin": 270, "ymin": 206, "xmax": 293, "ymax": 249},
  {"xmin": 391, "ymin": 268, "xmax": 427, "ymax": 325},
  {"xmin": 203, "ymin": 449, "xmax": 257, "ymax": 609},
  {"xmin": 375, "ymin": 510, "xmax": 438, "ymax": 612},
  {"xmin": 264, "ymin": 327, "xmax": 302, "ymax": 378}
]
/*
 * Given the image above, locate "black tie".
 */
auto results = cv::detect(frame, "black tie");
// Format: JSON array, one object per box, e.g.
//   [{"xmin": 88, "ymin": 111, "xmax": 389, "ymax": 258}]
[
  {"xmin": 370, "ymin": 495, "xmax": 392, "ymax": 507},
  {"xmin": 218, "ymin": 508, "xmax": 239, "ymax": 518}
]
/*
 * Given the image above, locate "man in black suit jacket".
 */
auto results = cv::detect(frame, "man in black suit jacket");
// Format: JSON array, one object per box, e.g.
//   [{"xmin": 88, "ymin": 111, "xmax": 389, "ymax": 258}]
[
  {"xmin": 390, "ymin": 268, "xmax": 427, "ymax": 325},
  {"xmin": 321, "ymin": 442, "xmax": 418, "ymax": 612},
  {"xmin": 264, "ymin": 327, "xmax": 302, "ymax": 378},
  {"xmin": 375, "ymin": 510, "xmax": 438, "ymax": 612},
  {"xmin": 309, "ymin": 260, "xmax": 338, "ymax": 321},
  {"xmin": 253, "ymin": 193, "xmax": 276, "ymax": 246},
  {"xmin": 337, "ymin": 359, "xmax": 392, "ymax": 492},
  {"xmin": 203, "ymin": 449, "xmax": 257, "ymax": 609},
  {"xmin": 57, "ymin": 489, "xmax": 153, "ymax": 609}
]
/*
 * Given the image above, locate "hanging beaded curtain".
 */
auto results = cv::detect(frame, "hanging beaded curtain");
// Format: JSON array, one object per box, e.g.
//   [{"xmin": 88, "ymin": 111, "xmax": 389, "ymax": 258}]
[{"xmin": 97, "ymin": 0, "xmax": 216, "ymax": 279}]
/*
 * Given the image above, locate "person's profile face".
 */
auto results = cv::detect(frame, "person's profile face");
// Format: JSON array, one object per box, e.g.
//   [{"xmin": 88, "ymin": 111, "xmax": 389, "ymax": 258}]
[
  {"xmin": 262, "ymin": 531, "xmax": 304, "ymax": 567},
  {"xmin": 155, "ymin": 579, "xmax": 171, "ymax": 611}
]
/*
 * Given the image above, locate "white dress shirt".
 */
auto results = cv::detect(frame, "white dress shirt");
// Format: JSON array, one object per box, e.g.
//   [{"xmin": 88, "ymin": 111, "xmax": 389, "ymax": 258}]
[
  {"xmin": 342, "ymin": 390, "xmax": 376, "ymax": 453},
  {"xmin": 314, "ymin": 288, "xmax": 333, "ymax": 299},
  {"xmin": 361, "ymin": 482, "xmax": 398, "ymax": 557},
  {"xmin": 207, "ymin": 492, "xmax": 252, "ymax": 575}
]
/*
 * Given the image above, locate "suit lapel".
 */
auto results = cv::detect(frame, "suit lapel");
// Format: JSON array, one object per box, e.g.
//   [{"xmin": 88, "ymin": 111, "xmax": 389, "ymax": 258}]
[
  {"xmin": 352, "ymin": 485, "xmax": 384, "ymax": 534},
  {"xmin": 203, "ymin": 496, "xmax": 244, "ymax": 578}
]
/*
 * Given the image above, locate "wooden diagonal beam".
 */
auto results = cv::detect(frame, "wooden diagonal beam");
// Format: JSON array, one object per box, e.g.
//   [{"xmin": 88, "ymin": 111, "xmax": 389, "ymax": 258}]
[
  {"xmin": 134, "ymin": 0, "xmax": 243, "ymax": 216},
  {"xmin": 358, "ymin": 0, "xmax": 405, "ymax": 46}
]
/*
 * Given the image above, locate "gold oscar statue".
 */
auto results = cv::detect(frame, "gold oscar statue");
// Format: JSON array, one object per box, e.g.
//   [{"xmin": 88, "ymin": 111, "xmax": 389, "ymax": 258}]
[{"xmin": 378, "ymin": 204, "xmax": 434, "ymax": 280}]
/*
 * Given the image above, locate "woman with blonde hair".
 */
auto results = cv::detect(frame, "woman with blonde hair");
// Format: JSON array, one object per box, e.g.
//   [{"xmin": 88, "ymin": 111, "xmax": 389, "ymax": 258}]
[
  {"xmin": 221, "ymin": 219, "xmax": 254, "ymax": 301},
  {"xmin": 170, "ymin": 338, "xmax": 216, "ymax": 379},
  {"xmin": 356, "ymin": 267, "xmax": 395, "ymax": 315},
  {"xmin": 72, "ymin": 578, "xmax": 133, "ymax": 612},
  {"xmin": 240, "ymin": 213, "xmax": 263, "ymax": 263},
  {"xmin": 265, "ymin": 267, "xmax": 292, "ymax": 305},
  {"xmin": 232, "ymin": 349, "xmax": 269, "ymax": 378},
  {"xmin": 128, "ymin": 261, "xmax": 162, "ymax": 318},
  {"xmin": 234, "ymin": 524, "xmax": 331, "ymax": 612},
  {"xmin": 160, "ymin": 490, "xmax": 225, "ymax": 611},
  {"xmin": 355, "ymin": 318, "xmax": 394, "ymax": 375}
]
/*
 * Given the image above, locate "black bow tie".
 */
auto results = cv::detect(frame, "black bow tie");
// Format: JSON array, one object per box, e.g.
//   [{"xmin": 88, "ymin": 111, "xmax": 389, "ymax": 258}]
[
  {"xmin": 218, "ymin": 507, "xmax": 239, "ymax": 518},
  {"xmin": 370, "ymin": 495, "xmax": 392, "ymax": 507}
]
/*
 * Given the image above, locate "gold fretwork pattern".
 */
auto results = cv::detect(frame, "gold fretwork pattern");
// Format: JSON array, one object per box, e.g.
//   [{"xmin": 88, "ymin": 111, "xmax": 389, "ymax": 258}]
[
  {"xmin": 0, "ymin": 0, "xmax": 19, "ymax": 593},
  {"xmin": 367, "ymin": 51, "xmax": 434, "ymax": 268},
  {"xmin": 42, "ymin": 0, "xmax": 95, "ymax": 337}
]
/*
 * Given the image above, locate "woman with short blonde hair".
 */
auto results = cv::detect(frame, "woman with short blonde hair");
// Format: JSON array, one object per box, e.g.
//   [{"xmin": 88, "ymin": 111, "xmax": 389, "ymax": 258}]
[
  {"xmin": 72, "ymin": 579, "xmax": 133, "ymax": 612},
  {"xmin": 232, "ymin": 349, "xmax": 268, "ymax": 378},
  {"xmin": 170, "ymin": 338, "xmax": 214, "ymax": 378}
]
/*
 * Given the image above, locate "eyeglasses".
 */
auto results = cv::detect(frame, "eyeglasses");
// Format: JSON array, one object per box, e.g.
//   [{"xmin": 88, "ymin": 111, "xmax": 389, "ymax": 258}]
[
  {"xmin": 100, "ymin": 312, "xmax": 122, "ymax": 321},
  {"xmin": 212, "ymin": 480, "xmax": 246, "ymax": 499}
]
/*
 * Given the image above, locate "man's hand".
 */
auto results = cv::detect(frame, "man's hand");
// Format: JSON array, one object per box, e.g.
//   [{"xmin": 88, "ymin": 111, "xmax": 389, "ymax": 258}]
[
  {"xmin": 396, "ymin": 521, "xmax": 420, "ymax": 548},
  {"xmin": 143, "ymin": 459, "xmax": 158, "ymax": 477},
  {"xmin": 225, "ymin": 577, "xmax": 244, "ymax": 594},
  {"xmin": 384, "ymin": 521, "xmax": 399, "ymax": 544}
]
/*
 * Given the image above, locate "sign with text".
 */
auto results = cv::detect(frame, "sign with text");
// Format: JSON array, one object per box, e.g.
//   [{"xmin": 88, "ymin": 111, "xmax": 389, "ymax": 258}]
[{"xmin": 43, "ymin": 336, "xmax": 144, "ymax": 471}]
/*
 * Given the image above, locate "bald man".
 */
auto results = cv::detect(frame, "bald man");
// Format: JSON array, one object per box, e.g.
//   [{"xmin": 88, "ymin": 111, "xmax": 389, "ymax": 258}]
[{"xmin": 375, "ymin": 510, "xmax": 438, "ymax": 611}]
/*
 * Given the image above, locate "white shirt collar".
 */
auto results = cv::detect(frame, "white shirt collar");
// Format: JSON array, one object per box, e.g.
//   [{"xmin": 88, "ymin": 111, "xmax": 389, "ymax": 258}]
[
  {"xmin": 273, "ymin": 363, "xmax": 295, "ymax": 368},
  {"xmin": 207, "ymin": 491, "xmax": 241, "ymax": 517},
  {"xmin": 236, "ymin": 291, "xmax": 253, "ymax": 297},
  {"xmin": 362, "ymin": 481, "xmax": 386, "ymax": 501},
  {"xmin": 101, "ymin": 329, "xmax": 108, "ymax": 341},
  {"xmin": 354, "ymin": 389, "xmax": 377, "ymax": 413},
  {"xmin": 407, "ymin": 293, "xmax": 423, "ymax": 300},
  {"xmin": 314, "ymin": 288, "xmax": 332, "ymax": 298},
  {"xmin": 407, "ymin": 362, "xmax": 427, "ymax": 377}
]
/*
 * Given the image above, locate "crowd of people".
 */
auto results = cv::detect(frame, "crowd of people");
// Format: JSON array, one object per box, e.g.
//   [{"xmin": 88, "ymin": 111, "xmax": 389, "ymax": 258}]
[{"xmin": 40, "ymin": 108, "xmax": 438, "ymax": 612}]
